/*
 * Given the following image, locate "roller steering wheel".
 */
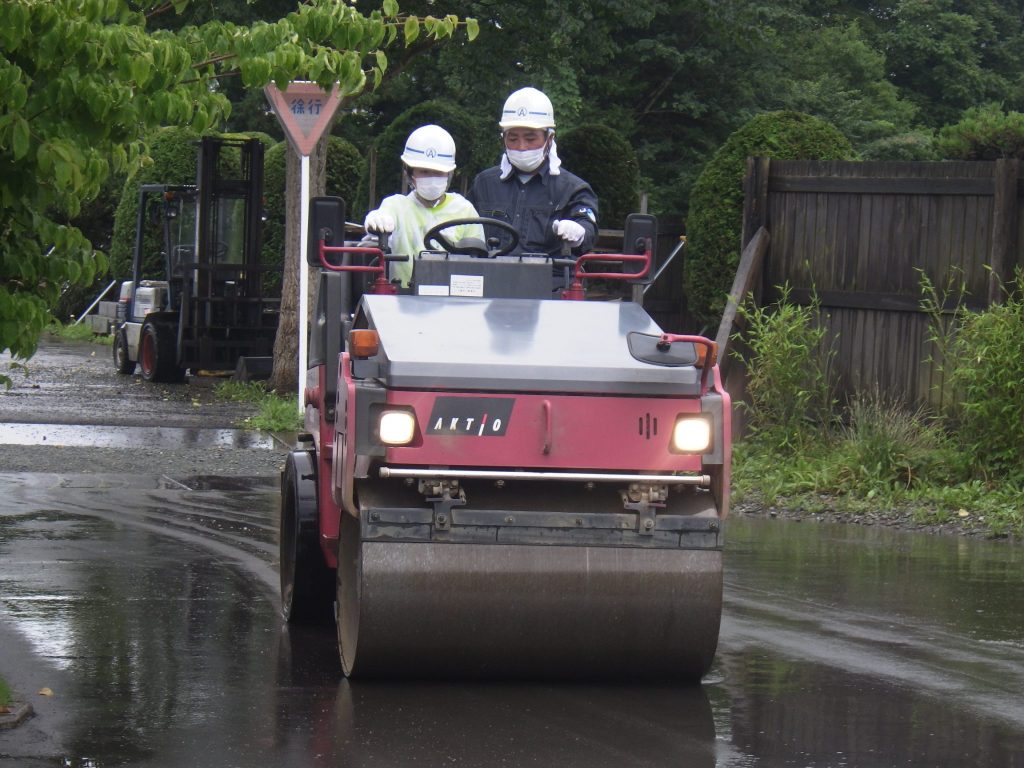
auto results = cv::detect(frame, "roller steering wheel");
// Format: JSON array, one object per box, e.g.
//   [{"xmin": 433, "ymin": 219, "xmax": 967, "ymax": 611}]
[{"xmin": 423, "ymin": 217, "xmax": 520, "ymax": 258}]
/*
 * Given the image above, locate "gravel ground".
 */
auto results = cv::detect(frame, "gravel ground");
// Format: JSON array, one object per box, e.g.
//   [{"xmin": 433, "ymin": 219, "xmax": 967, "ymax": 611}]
[{"xmin": 0, "ymin": 334, "xmax": 289, "ymax": 477}]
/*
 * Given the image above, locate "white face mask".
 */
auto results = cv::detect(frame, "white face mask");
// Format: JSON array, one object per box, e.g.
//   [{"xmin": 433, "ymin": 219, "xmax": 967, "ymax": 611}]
[
  {"xmin": 507, "ymin": 147, "xmax": 546, "ymax": 172},
  {"xmin": 414, "ymin": 176, "xmax": 449, "ymax": 202}
]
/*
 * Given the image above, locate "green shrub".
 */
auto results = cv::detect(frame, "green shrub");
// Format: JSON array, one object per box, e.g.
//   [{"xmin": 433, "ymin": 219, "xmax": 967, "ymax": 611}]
[
  {"xmin": 859, "ymin": 129, "xmax": 938, "ymax": 161},
  {"xmin": 946, "ymin": 288, "xmax": 1024, "ymax": 479},
  {"xmin": 352, "ymin": 100, "xmax": 490, "ymax": 219},
  {"xmin": 735, "ymin": 285, "xmax": 834, "ymax": 451},
  {"xmin": 262, "ymin": 135, "xmax": 362, "ymax": 288},
  {"xmin": 685, "ymin": 111, "xmax": 853, "ymax": 326},
  {"xmin": 935, "ymin": 104, "xmax": 1024, "ymax": 161},
  {"xmin": 557, "ymin": 124, "xmax": 640, "ymax": 229}
]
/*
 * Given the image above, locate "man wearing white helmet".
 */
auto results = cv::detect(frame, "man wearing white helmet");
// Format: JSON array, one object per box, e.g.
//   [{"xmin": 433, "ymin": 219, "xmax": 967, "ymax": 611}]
[
  {"xmin": 363, "ymin": 124, "xmax": 483, "ymax": 288},
  {"xmin": 468, "ymin": 86, "xmax": 598, "ymax": 281}
]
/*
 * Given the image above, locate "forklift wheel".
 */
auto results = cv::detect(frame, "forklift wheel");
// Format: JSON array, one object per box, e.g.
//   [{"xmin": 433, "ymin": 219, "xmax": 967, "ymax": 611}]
[
  {"xmin": 113, "ymin": 329, "xmax": 135, "ymax": 375},
  {"xmin": 139, "ymin": 321, "xmax": 185, "ymax": 383},
  {"xmin": 280, "ymin": 450, "xmax": 335, "ymax": 625}
]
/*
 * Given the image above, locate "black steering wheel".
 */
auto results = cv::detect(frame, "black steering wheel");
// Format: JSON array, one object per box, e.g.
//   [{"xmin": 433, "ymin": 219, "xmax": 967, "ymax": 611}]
[{"xmin": 423, "ymin": 217, "xmax": 520, "ymax": 258}]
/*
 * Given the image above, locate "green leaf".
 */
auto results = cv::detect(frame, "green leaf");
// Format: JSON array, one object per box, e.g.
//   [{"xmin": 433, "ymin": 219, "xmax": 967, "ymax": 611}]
[
  {"xmin": 403, "ymin": 15, "xmax": 419, "ymax": 45},
  {"xmin": 130, "ymin": 53, "xmax": 152, "ymax": 87},
  {"xmin": 11, "ymin": 116, "xmax": 29, "ymax": 160},
  {"xmin": 382, "ymin": 0, "xmax": 399, "ymax": 17},
  {"xmin": 466, "ymin": 18, "xmax": 479, "ymax": 42},
  {"xmin": 374, "ymin": 50, "xmax": 387, "ymax": 75}
]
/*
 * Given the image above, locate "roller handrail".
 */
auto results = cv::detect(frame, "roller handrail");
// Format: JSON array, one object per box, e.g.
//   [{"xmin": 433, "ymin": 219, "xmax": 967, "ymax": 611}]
[{"xmin": 656, "ymin": 333, "xmax": 719, "ymax": 393}]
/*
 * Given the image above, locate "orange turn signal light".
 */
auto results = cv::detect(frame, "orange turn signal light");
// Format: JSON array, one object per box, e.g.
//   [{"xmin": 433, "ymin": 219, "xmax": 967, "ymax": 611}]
[
  {"xmin": 695, "ymin": 341, "xmax": 718, "ymax": 369},
  {"xmin": 349, "ymin": 329, "xmax": 380, "ymax": 358}
]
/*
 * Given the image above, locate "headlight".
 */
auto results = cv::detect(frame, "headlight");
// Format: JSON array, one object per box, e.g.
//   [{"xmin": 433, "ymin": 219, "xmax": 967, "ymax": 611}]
[
  {"xmin": 672, "ymin": 416, "xmax": 711, "ymax": 453},
  {"xmin": 378, "ymin": 410, "xmax": 417, "ymax": 445}
]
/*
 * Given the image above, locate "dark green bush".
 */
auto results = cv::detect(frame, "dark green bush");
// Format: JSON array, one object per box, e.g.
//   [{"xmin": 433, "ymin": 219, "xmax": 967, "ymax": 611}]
[
  {"xmin": 557, "ymin": 124, "xmax": 640, "ymax": 229},
  {"xmin": 859, "ymin": 129, "xmax": 938, "ymax": 161},
  {"xmin": 351, "ymin": 100, "xmax": 490, "ymax": 219},
  {"xmin": 935, "ymin": 104, "xmax": 1024, "ymax": 161},
  {"xmin": 685, "ymin": 111, "xmax": 853, "ymax": 326},
  {"xmin": 262, "ymin": 135, "xmax": 362, "ymax": 283}
]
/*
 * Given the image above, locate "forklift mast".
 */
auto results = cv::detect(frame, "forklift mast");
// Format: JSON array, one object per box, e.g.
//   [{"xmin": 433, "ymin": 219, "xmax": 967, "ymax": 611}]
[{"xmin": 177, "ymin": 137, "xmax": 277, "ymax": 372}]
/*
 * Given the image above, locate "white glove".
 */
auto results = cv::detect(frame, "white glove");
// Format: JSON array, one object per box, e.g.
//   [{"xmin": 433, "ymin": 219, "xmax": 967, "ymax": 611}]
[
  {"xmin": 364, "ymin": 209, "xmax": 396, "ymax": 234},
  {"xmin": 553, "ymin": 219, "xmax": 586, "ymax": 247}
]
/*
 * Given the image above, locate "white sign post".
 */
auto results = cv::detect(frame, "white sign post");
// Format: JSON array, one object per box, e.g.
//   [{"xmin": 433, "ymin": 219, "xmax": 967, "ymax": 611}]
[{"xmin": 264, "ymin": 82, "xmax": 342, "ymax": 413}]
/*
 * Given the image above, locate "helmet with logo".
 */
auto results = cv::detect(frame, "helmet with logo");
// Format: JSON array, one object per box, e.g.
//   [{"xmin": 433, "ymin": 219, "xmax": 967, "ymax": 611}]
[
  {"xmin": 400, "ymin": 124, "xmax": 457, "ymax": 173},
  {"xmin": 499, "ymin": 87, "xmax": 556, "ymax": 130}
]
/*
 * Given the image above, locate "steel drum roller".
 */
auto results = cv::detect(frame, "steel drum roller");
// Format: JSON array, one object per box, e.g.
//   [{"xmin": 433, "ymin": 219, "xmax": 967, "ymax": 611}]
[{"xmin": 338, "ymin": 514, "xmax": 723, "ymax": 681}]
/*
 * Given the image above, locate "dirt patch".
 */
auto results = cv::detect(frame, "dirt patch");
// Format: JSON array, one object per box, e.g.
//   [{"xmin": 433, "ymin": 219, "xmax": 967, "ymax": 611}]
[{"xmin": 731, "ymin": 499, "xmax": 1017, "ymax": 542}]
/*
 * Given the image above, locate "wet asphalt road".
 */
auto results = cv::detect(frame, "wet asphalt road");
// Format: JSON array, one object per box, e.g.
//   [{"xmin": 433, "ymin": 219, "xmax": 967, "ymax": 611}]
[{"xmin": 2, "ymin": 339, "xmax": 1024, "ymax": 766}]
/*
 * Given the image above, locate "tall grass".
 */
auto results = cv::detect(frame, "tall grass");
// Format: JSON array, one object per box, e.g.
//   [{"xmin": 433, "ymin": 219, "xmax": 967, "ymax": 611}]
[{"xmin": 732, "ymin": 281, "xmax": 1021, "ymax": 536}]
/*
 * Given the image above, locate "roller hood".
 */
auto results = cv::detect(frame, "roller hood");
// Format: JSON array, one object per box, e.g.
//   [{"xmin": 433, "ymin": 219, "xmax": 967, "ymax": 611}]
[{"xmin": 353, "ymin": 295, "xmax": 703, "ymax": 396}]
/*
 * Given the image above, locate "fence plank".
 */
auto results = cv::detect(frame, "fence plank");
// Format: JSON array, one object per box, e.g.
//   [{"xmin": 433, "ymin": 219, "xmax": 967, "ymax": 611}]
[{"xmin": 988, "ymin": 158, "xmax": 1019, "ymax": 303}]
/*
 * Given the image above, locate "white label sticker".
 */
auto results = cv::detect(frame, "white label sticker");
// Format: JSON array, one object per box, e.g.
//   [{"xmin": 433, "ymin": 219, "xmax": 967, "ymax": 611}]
[
  {"xmin": 418, "ymin": 284, "xmax": 450, "ymax": 296},
  {"xmin": 450, "ymin": 274, "xmax": 484, "ymax": 297}
]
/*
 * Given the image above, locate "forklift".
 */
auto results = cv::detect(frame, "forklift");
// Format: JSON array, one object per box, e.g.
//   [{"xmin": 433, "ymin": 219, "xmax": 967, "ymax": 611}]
[{"xmin": 112, "ymin": 137, "xmax": 279, "ymax": 382}]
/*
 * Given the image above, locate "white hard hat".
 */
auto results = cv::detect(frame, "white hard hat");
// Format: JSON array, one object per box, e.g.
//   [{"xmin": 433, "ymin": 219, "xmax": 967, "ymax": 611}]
[
  {"xmin": 400, "ymin": 124, "xmax": 457, "ymax": 173},
  {"xmin": 499, "ymin": 87, "xmax": 555, "ymax": 130}
]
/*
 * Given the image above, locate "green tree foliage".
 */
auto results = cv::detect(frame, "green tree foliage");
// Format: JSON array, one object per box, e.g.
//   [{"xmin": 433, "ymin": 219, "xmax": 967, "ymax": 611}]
[
  {"xmin": 0, "ymin": 0, "xmax": 476, "ymax": 375},
  {"xmin": 935, "ymin": 104, "xmax": 1024, "ymax": 160},
  {"xmin": 557, "ymin": 125, "xmax": 640, "ymax": 229},
  {"xmin": 878, "ymin": 0, "xmax": 1024, "ymax": 127},
  {"xmin": 760, "ymin": 21, "xmax": 917, "ymax": 148},
  {"xmin": 352, "ymin": 100, "xmax": 489, "ymax": 219},
  {"xmin": 685, "ymin": 112, "xmax": 853, "ymax": 326},
  {"xmin": 360, "ymin": 0, "xmax": 1023, "ymax": 220},
  {"xmin": 262, "ymin": 135, "xmax": 362, "ymax": 277}
]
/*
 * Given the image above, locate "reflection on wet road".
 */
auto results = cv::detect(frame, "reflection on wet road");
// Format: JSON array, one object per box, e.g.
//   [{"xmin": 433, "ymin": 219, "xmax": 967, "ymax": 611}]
[
  {"xmin": 0, "ymin": 423, "xmax": 274, "ymax": 450},
  {"xmin": 0, "ymin": 473, "xmax": 1022, "ymax": 767}
]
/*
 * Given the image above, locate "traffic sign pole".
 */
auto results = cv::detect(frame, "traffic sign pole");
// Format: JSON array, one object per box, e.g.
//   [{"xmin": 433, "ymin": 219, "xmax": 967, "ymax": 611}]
[
  {"xmin": 264, "ymin": 82, "xmax": 342, "ymax": 414},
  {"xmin": 298, "ymin": 154, "xmax": 310, "ymax": 415}
]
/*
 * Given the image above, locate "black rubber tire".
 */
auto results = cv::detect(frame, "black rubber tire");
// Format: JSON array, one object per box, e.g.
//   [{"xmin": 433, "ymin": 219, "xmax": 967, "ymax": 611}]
[
  {"xmin": 112, "ymin": 328, "xmax": 135, "ymax": 375},
  {"xmin": 138, "ymin": 320, "xmax": 185, "ymax": 383},
  {"xmin": 280, "ymin": 450, "xmax": 335, "ymax": 625}
]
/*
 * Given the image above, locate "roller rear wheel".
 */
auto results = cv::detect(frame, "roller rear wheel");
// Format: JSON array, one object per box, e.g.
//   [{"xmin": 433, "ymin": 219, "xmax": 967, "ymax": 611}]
[{"xmin": 280, "ymin": 450, "xmax": 335, "ymax": 624}]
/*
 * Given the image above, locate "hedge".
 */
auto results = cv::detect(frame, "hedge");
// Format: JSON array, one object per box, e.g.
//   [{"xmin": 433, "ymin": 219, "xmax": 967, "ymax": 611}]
[
  {"xmin": 684, "ymin": 111, "xmax": 854, "ymax": 327},
  {"xmin": 557, "ymin": 124, "xmax": 640, "ymax": 229}
]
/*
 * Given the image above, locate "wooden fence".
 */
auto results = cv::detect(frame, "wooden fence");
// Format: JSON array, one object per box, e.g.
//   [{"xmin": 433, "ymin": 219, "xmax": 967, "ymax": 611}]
[{"xmin": 728, "ymin": 157, "xmax": 1022, "ymax": 411}]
